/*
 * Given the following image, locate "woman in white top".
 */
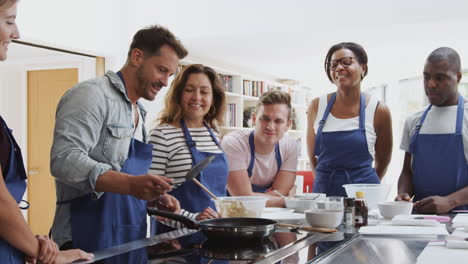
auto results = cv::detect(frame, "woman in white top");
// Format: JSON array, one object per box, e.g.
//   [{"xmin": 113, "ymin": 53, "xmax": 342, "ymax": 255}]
[
  {"xmin": 149, "ymin": 64, "xmax": 228, "ymax": 231},
  {"xmin": 306, "ymin": 42, "xmax": 393, "ymax": 197}
]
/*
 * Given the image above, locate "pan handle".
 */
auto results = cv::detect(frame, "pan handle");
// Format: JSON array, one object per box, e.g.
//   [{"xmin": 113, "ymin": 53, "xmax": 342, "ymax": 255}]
[{"xmin": 147, "ymin": 208, "xmax": 199, "ymax": 229}]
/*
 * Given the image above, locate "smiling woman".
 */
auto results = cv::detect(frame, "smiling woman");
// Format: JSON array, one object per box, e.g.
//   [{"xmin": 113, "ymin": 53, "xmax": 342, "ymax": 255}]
[
  {"xmin": 0, "ymin": 0, "xmax": 19, "ymax": 61},
  {"xmin": 306, "ymin": 42, "xmax": 393, "ymax": 197},
  {"xmin": 0, "ymin": 0, "xmax": 93, "ymax": 263},
  {"xmin": 149, "ymin": 64, "xmax": 229, "ymax": 233}
]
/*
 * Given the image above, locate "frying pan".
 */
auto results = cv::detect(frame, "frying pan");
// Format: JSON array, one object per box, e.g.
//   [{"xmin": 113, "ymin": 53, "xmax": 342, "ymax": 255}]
[{"xmin": 147, "ymin": 209, "xmax": 276, "ymax": 241}]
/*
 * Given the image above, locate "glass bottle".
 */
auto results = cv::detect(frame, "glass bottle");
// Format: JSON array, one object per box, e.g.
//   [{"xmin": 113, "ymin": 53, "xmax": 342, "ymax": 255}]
[
  {"xmin": 354, "ymin": 191, "xmax": 368, "ymax": 228},
  {"xmin": 344, "ymin": 197, "xmax": 355, "ymax": 227}
]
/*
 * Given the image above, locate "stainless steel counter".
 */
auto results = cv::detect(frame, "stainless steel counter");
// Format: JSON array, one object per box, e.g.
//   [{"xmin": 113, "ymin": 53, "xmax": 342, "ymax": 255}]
[{"xmin": 75, "ymin": 214, "xmax": 462, "ymax": 263}]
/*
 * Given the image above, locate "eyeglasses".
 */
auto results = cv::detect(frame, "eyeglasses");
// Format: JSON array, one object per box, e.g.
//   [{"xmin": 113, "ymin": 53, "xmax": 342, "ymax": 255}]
[{"xmin": 328, "ymin": 57, "xmax": 357, "ymax": 70}]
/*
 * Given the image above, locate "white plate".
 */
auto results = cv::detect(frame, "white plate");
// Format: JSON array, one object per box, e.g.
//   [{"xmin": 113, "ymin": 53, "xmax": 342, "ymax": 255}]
[
  {"xmin": 261, "ymin": 212, "xmax": 306, "ymax": 225},
  {"xmin": 263, "ymin": 207, "xmax": 294, "ymax": 214}
]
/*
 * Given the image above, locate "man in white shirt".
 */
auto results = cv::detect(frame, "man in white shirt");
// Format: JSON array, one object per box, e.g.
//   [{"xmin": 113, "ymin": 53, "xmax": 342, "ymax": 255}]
[
  {"xmin": 221, "ymin": 90, "xmax": 299, "ymax": 207},
  {"xmin": 396, "ymin": 47, "xmax": 468, "ymax": 213}
]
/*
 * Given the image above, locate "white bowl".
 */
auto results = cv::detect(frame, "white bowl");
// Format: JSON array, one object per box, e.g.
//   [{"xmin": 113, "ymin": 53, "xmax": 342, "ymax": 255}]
[
  {"xmin": 342, "ymin": 184, "xmax": 390, "ymax": 209},
  {"xmin": 378, "ymin": 201, "xmax": 413, "ymax": 219},
  {"xmin": 294, "ymin": 193, "xmax": 326, "ymax": 200},
  {"xmin": 305, "ymin": 209, "xmax": 343, "ymax": 228},
  {"xmin": 285, "ymin": 198, "xmax": 317, "ymax": 213},
  {"xmin": 263, "ymin": 207, "xmax": 295, "ymax": 214},
  {"xmin": 214, "ymin": 196, "xmax": 267, "ymax": 217}
]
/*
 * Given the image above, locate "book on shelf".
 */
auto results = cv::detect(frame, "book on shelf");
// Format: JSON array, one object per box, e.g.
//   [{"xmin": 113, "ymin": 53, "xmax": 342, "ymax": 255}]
[
  {"xmin": 219, "ymin": 74, "xmax": 233, "ymax": 92},
  {"xmin": 243, "ymin": 80, "xmax": 266, "ymax": 97},
  {"xmin": 224, "ymin": 103, "xmax": 237, "ymax": 127}
]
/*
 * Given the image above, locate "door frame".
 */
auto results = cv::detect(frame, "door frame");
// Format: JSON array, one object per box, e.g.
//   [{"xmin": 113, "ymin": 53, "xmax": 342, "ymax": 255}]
[{"xmin": 8, "ymin": 40, "xmax": 105, "ymax": 222}]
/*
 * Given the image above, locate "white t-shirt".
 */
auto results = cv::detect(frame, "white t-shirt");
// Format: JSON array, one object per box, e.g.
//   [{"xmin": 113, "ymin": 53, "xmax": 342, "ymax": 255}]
[
  {"xmin": 314, "ymin": 94, "xmax": 379, "ymax": 159},
  {"xmin": 132, "ymin": 105, "xmax": 143, "ymax": 142},
  {"xmin": 221, "ymin": 130, "xmax": 299, "ymax": 188},
  {"xmin": 400, "ymin": 102, "xmax": 468, "ymax": 163}
]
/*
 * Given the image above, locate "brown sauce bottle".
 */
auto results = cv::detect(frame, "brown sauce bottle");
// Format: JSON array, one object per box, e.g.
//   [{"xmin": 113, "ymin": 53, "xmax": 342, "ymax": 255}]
[{"xmin": 354, "ymin": 191, "xmax": 368, "ymax": 227}]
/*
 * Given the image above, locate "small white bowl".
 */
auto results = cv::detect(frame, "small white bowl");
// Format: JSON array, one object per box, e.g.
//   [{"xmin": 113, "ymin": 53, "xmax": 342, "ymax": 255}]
[
  {"xmin": 285, "ymin": 198, "xmax": 317, "ymax": 213},
  {"xmin": 294, "ymin": 193, "xmax": 326, "ymax": 200},
  {"xmin": 378, "ymin": 201, "xmax": 413, "ymax": 219},
  {"xmin": 305, "ymin": 209, "xmax": 343, "ymax": 228}
]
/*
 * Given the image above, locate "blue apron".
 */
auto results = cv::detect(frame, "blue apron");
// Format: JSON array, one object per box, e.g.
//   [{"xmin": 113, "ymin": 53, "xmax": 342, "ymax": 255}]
[
  {"xmin": 60, "ymin": 72, "xmax": 151, "ymax": 263},
  {"xmin": 409, "ymin": 96, "xmax": 468, "ymax": 210},
  {"xmin": 247, "ymin": 130, "xmax": 282, "ymax": 193},
  {"xmin": 153, "ymin": 120, "xmax": 228, "ymax": 234},
  {"xmin": 313, "ymin": 93, "xmax": 379, "ymax": 197},
  {"xmin": 0, "ymin": 116, "xmax": 28, "ymax": 264}
]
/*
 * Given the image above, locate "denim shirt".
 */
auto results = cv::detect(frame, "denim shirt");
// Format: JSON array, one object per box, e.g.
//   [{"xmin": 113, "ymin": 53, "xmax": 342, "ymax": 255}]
[{"xmin": 50, "ymin": 71, "xmax": 147, "ymax": 246}]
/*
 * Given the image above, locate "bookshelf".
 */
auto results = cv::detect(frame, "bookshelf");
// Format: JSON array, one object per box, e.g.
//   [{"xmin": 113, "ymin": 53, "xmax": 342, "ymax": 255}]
[
  {"xmin": 217, "ymin": 72, "xmax": 313, "ymax": 171},
  {"xmin": 175, "ymin": 62, "xmax": 314, "ymax": 170}
]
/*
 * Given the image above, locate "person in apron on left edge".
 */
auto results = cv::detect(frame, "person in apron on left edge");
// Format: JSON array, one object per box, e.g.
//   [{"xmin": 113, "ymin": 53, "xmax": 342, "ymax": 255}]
[
  {"xmin": 49, "ymin": 25, "xmax": 189, "ymax": 259},
  {"xmin": 0, "ymin": 1, "xmax": 93, "ymax": 263},
  {"xmin": 397, "ymin": 47, "xmax": 468, "ymax": 213},
  {"xmin": 148, "ymin": 64, "xmax": 229, "ymax": 234}
]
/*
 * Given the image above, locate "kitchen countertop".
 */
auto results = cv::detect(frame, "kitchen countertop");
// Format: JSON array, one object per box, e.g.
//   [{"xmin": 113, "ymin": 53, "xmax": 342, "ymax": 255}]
[{"xmin": 74, "ymin": 213, "xmax": 467, "ymax": 263}]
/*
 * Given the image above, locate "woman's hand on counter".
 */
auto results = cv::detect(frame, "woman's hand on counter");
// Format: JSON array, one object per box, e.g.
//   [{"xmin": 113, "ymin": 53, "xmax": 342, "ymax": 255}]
[
  {"xmin": 196, "ymin": 207, "xmax": 219, "ymax": 220},
  {"xmin": 155, "ymin": 194, "xmax": 181, "ymax": 214}
]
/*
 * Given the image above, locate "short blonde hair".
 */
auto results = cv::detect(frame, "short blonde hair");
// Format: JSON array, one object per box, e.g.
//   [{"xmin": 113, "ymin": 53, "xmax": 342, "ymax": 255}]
[
  {"xmin": 255, "ymin": 89, "xmax": 292, "ymax": 120},
  {"xmin": 0, "ymin": 0, "xmax": 18, "ymax": 9},
  {"xmin": 158, "ymin": 64, "xmax": 226, "ymax": 132}
]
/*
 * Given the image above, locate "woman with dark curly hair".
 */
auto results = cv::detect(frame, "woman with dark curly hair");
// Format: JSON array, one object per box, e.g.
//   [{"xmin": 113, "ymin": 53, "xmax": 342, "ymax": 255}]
[
  {"xmin": 149, "ymin": 64, "xmax": 228, "ymax": 232},
  {"xmin": 306, "ymin": 42, "xmax": 393, "ymax": 197}
]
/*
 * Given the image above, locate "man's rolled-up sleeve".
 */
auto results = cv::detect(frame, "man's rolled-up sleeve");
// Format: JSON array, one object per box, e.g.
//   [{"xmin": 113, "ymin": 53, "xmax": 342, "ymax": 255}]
[{"xmin": 50, "ymin": 82, "xmax": 110, "ymax": 198}]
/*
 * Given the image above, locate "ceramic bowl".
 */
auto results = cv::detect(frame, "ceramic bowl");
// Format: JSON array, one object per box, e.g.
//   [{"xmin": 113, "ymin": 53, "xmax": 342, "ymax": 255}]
[
  {"xmin": 294, "ymin": 193, "xmax": 326, "ymax": 200},
  {"xmin": 305, "ymin": 209, "xmax": 343, "ymax": 228},
  {"xmin": 284, "ymin": 198, "xmax": 317, "ymax": 213},
  {"xmin": 378, "ymin": 201, "xmax": 413, "ymax": 219}
]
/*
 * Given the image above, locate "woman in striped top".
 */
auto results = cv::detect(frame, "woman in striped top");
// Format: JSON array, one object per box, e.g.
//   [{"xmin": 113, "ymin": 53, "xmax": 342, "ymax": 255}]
[{"xmin": 149, "ymin": 64, "xmax": 228, "ymax": 231}]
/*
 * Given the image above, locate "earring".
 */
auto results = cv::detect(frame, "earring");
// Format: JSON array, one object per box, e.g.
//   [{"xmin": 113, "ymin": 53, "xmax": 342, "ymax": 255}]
[{"xmin": 361, "ymin": 72, "xmax": 365, "ymax": 78}]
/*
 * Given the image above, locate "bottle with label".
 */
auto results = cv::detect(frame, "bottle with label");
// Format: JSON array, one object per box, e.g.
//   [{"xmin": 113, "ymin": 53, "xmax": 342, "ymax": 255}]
[
  {"xmin": 344, "ymin": 197, "xmax": 355, "ymax": 227},
  {"xmin": 354, "ymin": 191, "xmax": 368, "ymax": 228}
]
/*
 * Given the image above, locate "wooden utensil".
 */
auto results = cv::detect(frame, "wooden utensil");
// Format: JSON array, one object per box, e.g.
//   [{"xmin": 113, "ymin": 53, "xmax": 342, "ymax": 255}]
[
  {"xmin": 192, "ymin": 178, "xmax": 218, "ymax": 200},
  {"xmin": 277, "ymin": 223, "xmax": 337, "ymax": 233},
  {"xmin": 184, "ymin": 155, "xmax": 218, "ymax": 200}
]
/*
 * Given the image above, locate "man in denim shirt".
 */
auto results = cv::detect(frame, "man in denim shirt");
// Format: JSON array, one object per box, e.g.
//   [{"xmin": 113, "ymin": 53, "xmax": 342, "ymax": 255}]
[{"xmin": 50, "ymin": 25, "xmax": 188, "ymax": 251}]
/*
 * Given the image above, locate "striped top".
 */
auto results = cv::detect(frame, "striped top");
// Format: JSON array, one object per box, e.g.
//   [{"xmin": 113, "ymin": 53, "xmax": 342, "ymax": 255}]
[
  {"xmin": 149, "ymin": 123, "xmax": 223, "ymax": 229},
  {"xmin": 149, "ymin": 123, "xmax": 223, "ymax": 187}
]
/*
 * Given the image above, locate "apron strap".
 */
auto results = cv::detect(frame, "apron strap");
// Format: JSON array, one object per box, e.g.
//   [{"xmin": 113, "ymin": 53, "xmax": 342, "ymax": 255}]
[
  {"xmin": 358, "ymin": 93, "xmax": 366, "ymax": 130},
  {"xmin": 247, "ymin": 131, "xmax": 282, "ymax": 189},
  {"xmin": 180, "ymin": 119, "xmax": 221, "ymax": 165},
  {"xmin": 180, "ymin": 120, "xmax": 198, "ymax": 166},
  {"xmin": 409, "ymin": 103, "xmax": 432, "ymax": 154},
  {"xmin": 455, "ymin": 96, "xmax": 464, "ymax": 135}
]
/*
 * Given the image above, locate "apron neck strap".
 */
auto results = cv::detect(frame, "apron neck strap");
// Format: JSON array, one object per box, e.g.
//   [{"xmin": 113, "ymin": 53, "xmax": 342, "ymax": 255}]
[
  {"xmin": 318, "ymin": 93, "xmax": 366, "ymax": 130},
  {"xmin": 456, "ymin": 95, "xmax": 465, "ymax": 135},
  {"xmin": 247, "ymin": 130, "xmax": 282, "ymax": 178},
  {"xmin": 180, "ymin": 119, "xmax": 221, "ymax": 165},
  {"xmin": 358, "ymin": 94, "xmax": 366, "ymax": 129}
]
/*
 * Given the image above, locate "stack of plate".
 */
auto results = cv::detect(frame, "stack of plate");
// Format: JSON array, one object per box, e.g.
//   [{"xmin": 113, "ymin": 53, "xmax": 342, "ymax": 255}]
[{"xmin": 261, "ymin": 207, "xmax": 306, "ymax": 225}]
